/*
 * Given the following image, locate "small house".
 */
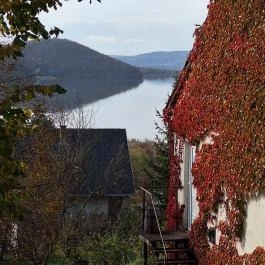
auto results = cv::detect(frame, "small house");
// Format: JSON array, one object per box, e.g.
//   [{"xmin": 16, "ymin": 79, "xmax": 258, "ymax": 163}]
[{"xmin": 64, "ymin": 128, "xmax": 135, "ymax": 221}]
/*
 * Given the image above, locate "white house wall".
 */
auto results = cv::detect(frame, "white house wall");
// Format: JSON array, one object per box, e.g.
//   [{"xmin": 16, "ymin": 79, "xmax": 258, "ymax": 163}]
[
  {"xmin": 178, "ymin": 142, "xmax": 186, "ymax": 227},
  {"xmin": 213, "ymin": 194, "xmax": 265, "ymax": 254},
  {"xmin": 68, "ymin": 197, "xmax": 109, "ymax": 216},
  {"xmin": 178, "ymin": 142, "xmax": 199, "ymax": 230},
  {"xmin": 233, "ymin": 194, "xmax": 265, "ymax": 254},
  {"xmin": 199, "ymin": 133, "xmax": 265, "ymax": 253}
]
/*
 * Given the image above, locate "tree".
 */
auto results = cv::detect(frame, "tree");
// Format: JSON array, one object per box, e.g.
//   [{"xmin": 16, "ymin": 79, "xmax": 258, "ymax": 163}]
[
  {"xmin": 11, "ymin": 106, "xmax": 133, "ymax": 265},
  {"xmin": 14, "ymin": 112, "xmax": 92, "ymax": 265},
  {"xmin": 150, "ymin": 111, "xmax": 169, "ymax": 198},
  {"xmin": 128, "ymin": 139, "xmax": 155, "ymax": 188},
  {"xmin": 0, "ymin": 0, "xmax": 101, "ymax": 219},
  {"xmin": 144, "ymin": 110, "xmax": 169, "ymax": 219},
  {"xmin": 0, "ymin": 0, "xmax": 101, "ymax": 260},
  {"xmin": 0, "ymin": 84, "xmax": 65, "ymax": 219},
  {"xmin": 60, "ymin": 202, "xmax": 142, "ymax": 265}
]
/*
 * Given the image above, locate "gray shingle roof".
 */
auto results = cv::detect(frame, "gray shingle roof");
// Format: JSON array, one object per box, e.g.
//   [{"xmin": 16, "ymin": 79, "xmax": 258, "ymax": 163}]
[{"xmin": 64, "ymin": 128, "xmax": 135, "ymax": 196}]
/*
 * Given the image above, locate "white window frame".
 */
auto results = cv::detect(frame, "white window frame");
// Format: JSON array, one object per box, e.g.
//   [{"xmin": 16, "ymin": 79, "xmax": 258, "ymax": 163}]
[
  {"xmin": 188, "ymin": 145, "xmax": 197, "ymax": 229},
  {"xmin": 173, "ymin": 133, "xmax": 181, "ymax": 155}
]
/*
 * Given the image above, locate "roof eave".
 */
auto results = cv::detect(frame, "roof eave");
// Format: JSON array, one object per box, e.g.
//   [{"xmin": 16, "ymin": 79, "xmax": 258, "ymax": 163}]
[{"xmin": 165, "ymin": 53, "xmax": 192, "ymax": 110}]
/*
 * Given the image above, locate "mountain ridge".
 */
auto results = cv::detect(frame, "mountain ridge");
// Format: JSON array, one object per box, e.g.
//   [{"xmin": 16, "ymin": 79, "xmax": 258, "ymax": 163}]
[
  {"xmin": 111, "ymin": 51, "xmax": 189, "ymax": 70},
  {"xmin": 21, "ymin": 38, "xmax": 143, "ymax": 80},
  {"xmin": 16, "ymin": 38, "xmax": 144, "ymax": 109}
]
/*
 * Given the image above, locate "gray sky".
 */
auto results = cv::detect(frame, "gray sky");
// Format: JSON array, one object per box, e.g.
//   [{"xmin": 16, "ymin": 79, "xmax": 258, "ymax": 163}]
[{"xmin": 40, "ymin": 0, "xmax": 209, "ymax": 55}]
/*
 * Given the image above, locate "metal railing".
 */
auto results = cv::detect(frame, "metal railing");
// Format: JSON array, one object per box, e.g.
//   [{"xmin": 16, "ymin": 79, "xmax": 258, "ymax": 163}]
[{"xmin": 140, "ymin": 186, "xmax": 168, "ymax": 265}]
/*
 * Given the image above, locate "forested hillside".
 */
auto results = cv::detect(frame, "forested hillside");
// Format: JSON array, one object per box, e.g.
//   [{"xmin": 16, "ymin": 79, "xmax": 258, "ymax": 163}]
[
  {"xmin": 16, "ymin": 39, "xmax": 143, "ymax": 109},
  {"xmin": 21, "ymin": 38, "xmax": 143, "ymax": 80}
]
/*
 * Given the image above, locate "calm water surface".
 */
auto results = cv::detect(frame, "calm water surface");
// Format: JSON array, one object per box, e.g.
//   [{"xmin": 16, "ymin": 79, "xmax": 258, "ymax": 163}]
[{"xmin": 80, "ymin": 78, "xmax": 174, "ymax": 140}]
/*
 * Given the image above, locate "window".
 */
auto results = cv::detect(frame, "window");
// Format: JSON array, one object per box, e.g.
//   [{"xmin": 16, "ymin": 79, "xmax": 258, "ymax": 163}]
[
  {"xmin": 208, "ymin": 228, "xmax": 216, "ymax": 244},
  {"xmin": 173, "ymin": 133, "xmax": 181, "ymax": 155}
]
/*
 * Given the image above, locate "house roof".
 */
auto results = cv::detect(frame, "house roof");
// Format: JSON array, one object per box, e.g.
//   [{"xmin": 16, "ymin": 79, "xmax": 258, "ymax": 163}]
[
  {"xmin": 165, "ymin": 53, "xmax": 192, "ymax": 110},
  {"xmin": 16, "ymin": 128, "xmax": 135, "ymax": 197},
  {"xmin": 63, "ymin": 128, "xmax": 135, "ymax": 197}
]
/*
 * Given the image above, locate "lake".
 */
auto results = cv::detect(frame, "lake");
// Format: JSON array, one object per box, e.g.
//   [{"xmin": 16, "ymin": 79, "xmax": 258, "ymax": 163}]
[{"xmin": 79, "ymin": 78, "xmax": 174, "ymax": 140}]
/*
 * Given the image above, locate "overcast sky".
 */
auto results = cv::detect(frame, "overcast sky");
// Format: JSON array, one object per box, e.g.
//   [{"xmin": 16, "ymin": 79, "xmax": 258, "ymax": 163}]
[{"xmin": 40, "ymin": 0, "xmax": 209, "ymax": 55}]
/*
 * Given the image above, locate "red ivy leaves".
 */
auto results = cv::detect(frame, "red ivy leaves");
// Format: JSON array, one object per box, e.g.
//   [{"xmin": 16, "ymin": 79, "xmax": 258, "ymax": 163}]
[
  {"xmin": 164, "ymin": 108, "xmax": 184, "ymax": 231},
  {"xmin": 164, "ymin": 0, "xmax": 265, "ymax": 264}
]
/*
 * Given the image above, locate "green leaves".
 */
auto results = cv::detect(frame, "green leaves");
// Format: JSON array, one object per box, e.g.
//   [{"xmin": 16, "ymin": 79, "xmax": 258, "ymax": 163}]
[
  {"xmin": 0, "ymin": 0, "xmax": 102, "ymax": 58},
  {"xmin": 35, "ymin": 84, "xmax": 66, "ymax": 96},
  {"xmin": 0, "ymin": 0, "xmax": 99, "ymax": 221},
  {"xmin": 0, "ymin": 83, "xmax": 65, "ymax": 219},
  {"xmin": 0, "ymin": 0, "xmax": 70, "ymax": 220},
  {"xmin": 49, "ymin": 27, "xmax": 64, "ymax": 37},
  {"xmin": 1, "ymin": 84, "xmax": 65, "ymax": 106},
  {"xmin": 0, "ymin": 0, "xmax": 63, "ymax": 58}
]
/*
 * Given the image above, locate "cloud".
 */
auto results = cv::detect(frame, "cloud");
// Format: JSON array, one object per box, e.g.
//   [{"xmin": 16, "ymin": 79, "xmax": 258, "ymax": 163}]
[
  {"xmin": 87, "ymin": 35, "xmax": 146, "ymax": 44},
  {"xmin": 124, "ymin": 38, "xmax": 146, "ymax": 43},
  {"xmin": 87, "ymin": 35, "xmax": 117, "ymax": 43}
]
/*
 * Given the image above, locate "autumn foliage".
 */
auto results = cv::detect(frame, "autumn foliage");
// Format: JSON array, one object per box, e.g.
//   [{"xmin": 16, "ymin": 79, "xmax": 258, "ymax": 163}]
[{"xmin": 164, "ymin": 0, "xmax": 265, "ymax": 264}]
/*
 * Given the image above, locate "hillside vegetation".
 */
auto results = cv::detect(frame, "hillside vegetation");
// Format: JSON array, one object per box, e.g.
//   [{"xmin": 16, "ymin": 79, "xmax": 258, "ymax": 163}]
[
  {"xmin": 21, "ymin": 38, "xmax": 143, "ymax": 80},
  {"xmin": 16, "ymin": 39, "xmax": 144, "ymax": 109}
]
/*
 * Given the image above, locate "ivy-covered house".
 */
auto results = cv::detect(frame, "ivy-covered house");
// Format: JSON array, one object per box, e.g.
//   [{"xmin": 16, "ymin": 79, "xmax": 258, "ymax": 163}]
[
  {"xmin": 163, "ymin": 1, "xmax": 265, "ymax": 264},
  {"xmin": 164, "ymin": 57, "xmax": 199, "ymax": 232}
]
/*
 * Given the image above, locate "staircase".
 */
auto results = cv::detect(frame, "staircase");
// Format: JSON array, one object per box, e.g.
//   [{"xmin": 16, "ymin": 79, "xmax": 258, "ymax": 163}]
[
  {"xmin": 140, "ymin": 187, "xmax": 198, "ymax": 265},
  {"xmin": 152, "ymin": 233, "xmax": 197, "ymax": 264},
  {"xmin": 141, "ymin": 231, "xmax": 198, "ymax": 265}
]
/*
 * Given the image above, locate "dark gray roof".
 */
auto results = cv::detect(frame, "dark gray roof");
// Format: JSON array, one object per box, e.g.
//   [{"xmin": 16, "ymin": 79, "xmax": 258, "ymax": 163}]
[{"xmin": 64, "ymin": 128, "xmax": 135, "ymax": 197}]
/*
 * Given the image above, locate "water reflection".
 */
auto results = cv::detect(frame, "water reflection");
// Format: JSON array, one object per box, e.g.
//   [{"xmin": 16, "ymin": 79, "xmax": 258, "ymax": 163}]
[
  {"xmin": 49, "ymin": 77, "xmax": 143, "ymax": 110},
  {"xmin": 80, "ymin": 78, "xmax": 174, "ymax": 140}
]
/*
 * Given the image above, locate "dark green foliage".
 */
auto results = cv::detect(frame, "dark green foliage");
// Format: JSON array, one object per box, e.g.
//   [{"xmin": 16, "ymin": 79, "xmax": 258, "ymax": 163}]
[
  {"xmin": 0, "ymin": 0, "xmax": 101, "ymax": 59},
  {"xmin": 19, "ymin": 39, "xmax": 143, "ymax": 80},
  {"xmin": 13, "ymin": 38, "xmax": 143, "ymax": 108},
  {"xmin": 144, "ymin": 110, "xmax": 169, "ymax": 211},
  {"xmin": 128, "ymin": 139, "xmax": 156, "ymax": 188},
  {"xmin": 0, "ymin": 0, "xmax": 99, "ymax": 220},
  {"xmin": 58, "ymin": 203, "xmax": 142, "ymax": 265},
  {"xmin": 128, "ymin": 113, "xmax": 169, "ymax": 222},
  {"xmin": 0, "ymin": 85, "xmax": 65, "ymax": 219}
]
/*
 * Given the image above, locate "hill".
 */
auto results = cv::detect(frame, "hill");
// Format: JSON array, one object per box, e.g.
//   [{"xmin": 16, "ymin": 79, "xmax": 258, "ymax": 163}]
[
  {"xmin": 112, "ymin": 51, "xmax": 189, "ymax": 71},
  {"xmin": 17, "ymin": 38, "xmax": 143, "ymax": 109}
]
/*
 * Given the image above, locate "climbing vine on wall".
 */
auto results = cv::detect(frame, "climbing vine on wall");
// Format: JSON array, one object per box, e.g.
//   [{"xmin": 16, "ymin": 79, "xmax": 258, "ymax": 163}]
[
  {"xmin": 164, "ymin": 112, "xmax": 184, "ymax": 231},
  {"xmin": 164, "ymin": 0, "xmax": 265, "ymax": 264}
]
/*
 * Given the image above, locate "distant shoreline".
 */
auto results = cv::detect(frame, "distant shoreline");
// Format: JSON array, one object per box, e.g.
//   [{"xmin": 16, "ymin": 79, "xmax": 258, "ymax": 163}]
[{"xmin": 140, "ymin": 67, "xmax": 178, "ymax": 80}]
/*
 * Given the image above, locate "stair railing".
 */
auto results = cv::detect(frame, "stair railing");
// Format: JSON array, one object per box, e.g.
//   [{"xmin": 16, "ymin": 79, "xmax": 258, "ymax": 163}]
[{"xmin": 140, "ymin": 186, "xmax": 168, "ymax": 265}]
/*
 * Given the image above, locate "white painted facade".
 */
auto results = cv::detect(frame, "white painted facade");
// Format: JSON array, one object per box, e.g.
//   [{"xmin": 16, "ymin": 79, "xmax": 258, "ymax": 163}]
[
  {"xmin": 68, "ymin": 197, "xmax": 109, "ymax": 217},
  {"xmin": 212, "ymin": 192, "xmax": 265, "ymax": 254},
  {"xmin": 179, "ymin": 133, "xmax": 265, "ymax": 253},
  {"xmin": 177, "ymin": 141, "xmax": 199, "ymax": 230},
  {"xmin": 238, "ymin": 195, "xmax": 265, "ymax": 254}
]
